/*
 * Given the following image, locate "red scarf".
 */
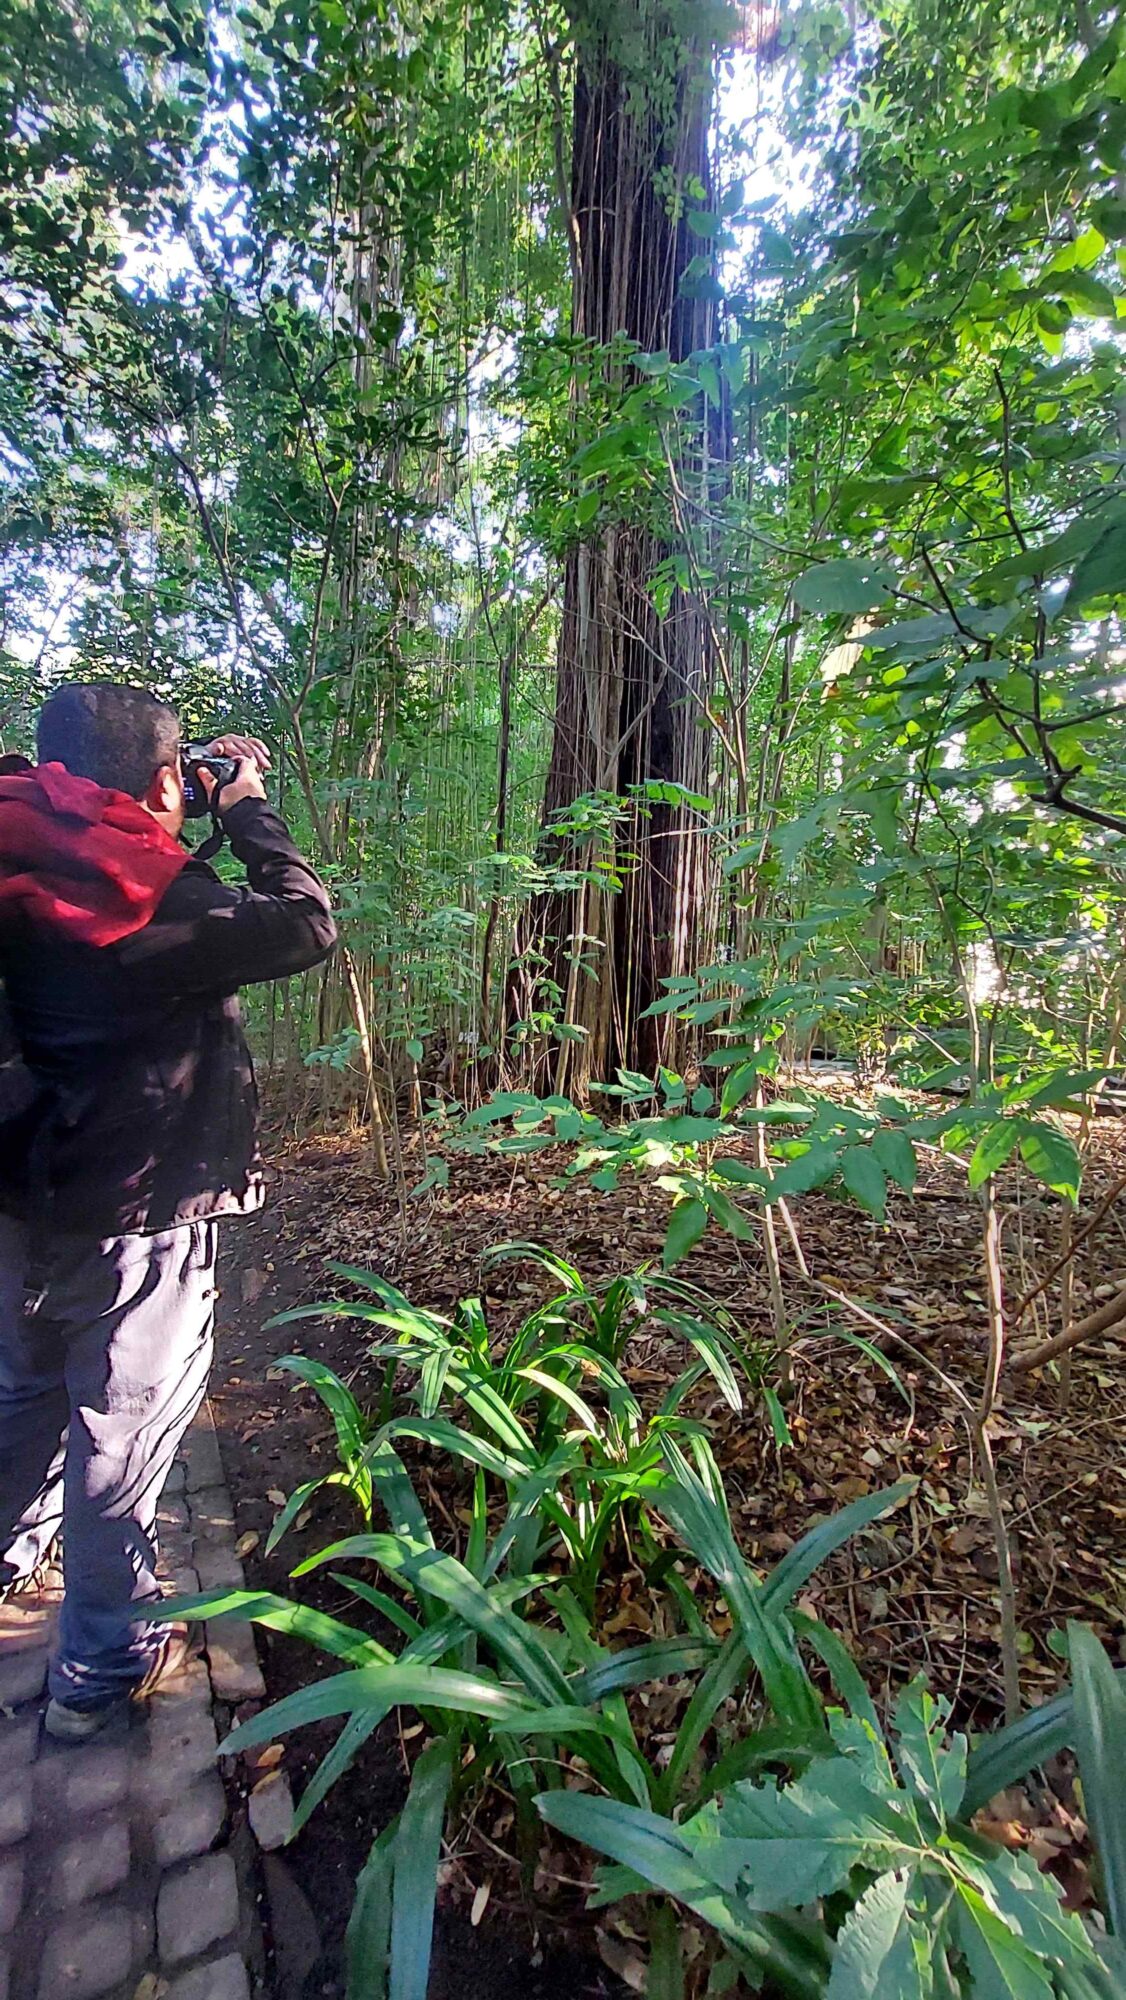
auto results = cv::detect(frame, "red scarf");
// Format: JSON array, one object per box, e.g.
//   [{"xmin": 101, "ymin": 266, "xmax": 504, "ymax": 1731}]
[{"xmin": 0, "ymin": 763, "xmax": 187, "ymax": 946}]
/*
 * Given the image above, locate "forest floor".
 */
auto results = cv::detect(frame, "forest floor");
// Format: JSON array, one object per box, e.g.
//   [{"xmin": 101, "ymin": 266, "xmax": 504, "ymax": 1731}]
[{"xmin": 209, "ymin": 1101, "xmax": 1126, "ymax": 1999}]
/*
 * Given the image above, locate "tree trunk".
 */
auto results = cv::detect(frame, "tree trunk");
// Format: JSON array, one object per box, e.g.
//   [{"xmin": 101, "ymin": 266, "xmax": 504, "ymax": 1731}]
[{"xmin": 516, "ymin": 0, "xmax": 727, "ymax": 1091}]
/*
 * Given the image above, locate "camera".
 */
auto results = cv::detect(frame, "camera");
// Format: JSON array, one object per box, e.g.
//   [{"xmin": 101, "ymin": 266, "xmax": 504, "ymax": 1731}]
[{"xmin": 181, "ymin": 744, "xmax": 241, "ymax": 819}]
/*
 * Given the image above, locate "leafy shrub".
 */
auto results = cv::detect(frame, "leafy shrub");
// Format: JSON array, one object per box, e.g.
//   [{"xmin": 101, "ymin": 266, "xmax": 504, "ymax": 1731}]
[
  {"xmin": 540, "ymin": 1666, "xmax": 1126, "ymax": 1998},
  {"xmin": 172, "ymin": 1253, "xmax": 1125, "ymax": 1999}
]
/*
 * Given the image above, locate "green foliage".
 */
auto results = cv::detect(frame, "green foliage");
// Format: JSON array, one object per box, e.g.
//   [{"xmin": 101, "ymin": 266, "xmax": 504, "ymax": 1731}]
[
  {"xmin": 170, "ymin": 1234, "xmax": 1126, "ymax": 1999},
  {"xmin": 271, "ymin": 1245, "xmax": 770, "ymax": 1604},
  {"xmin": 538, "ymin": 1670, "xmax": 1124, "ymax": 1998},
  {"xmin": 265, "ymin": 1356, "xmax": 376, "ymax": 1551}
]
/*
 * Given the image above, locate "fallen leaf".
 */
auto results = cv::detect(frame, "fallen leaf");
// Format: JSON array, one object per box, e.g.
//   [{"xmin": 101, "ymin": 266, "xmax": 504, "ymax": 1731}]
[
  {"xmin": 597, "ymin": 1933, "xmax": 646, "ymax": 1993},
  {"xmin": 470, "ymin": 1881, "xmax": 491, "ymax": 1928},
  {"xmin": 235, "ymin": 1531, "xmax": 260, "ymax": 1559},
  {"xmin": 266, "ymin": 1489, "xmax": 286, "ymax": 1508}
]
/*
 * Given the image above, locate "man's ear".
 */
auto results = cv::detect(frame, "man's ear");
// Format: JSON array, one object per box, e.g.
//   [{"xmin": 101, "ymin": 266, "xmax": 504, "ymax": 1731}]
[{"xmin": 144, "ymin": 764, "xmax": 182, "ymax": 815}]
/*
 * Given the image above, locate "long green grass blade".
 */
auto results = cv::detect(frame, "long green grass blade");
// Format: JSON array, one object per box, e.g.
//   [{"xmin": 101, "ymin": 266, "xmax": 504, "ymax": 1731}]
[
  {"xmin": 484, "ymin": 1241, "xmax": 586, "ymax": 1292},
  {"xmin": 290, "ymin": 1532, "xmax": 425, "ymax": 1580},
  {"xmin": 330, "ymin": 1575, "xmax": 423, "ymax": 1642},
  {"xmin": 789, "ymin": 1609, "xmax": 881, "ymax": 1732},
  {"xmin": 366, "ymin": 1435, "xmax": 435, "ymax": 1545},
  {"xmin": 160, "ymin": 1587, "xmax": 391, "ymax": 1666},
  {"xmin": 1070, "ymin": 1623, "xmax": 1126, "ymax": 1935},
  {"xmin": 221, "ymin": 1662, "xmax": 535, "ymax": 1755},
  {"xmin": 293, "ymin": 1708, "xmax": 389, "ymax": 1837},
  {"xmin": 654, "ymin": 1462, "xmax": 820, "ymax": 1732},
  {"xmin": 271, "ymin": 1354, "xmax": 369, "ymax": 1461},
  {"xmin": 657, "ymin": 1631, "xmax": 749, "ymax": 1814},
  {"xmin": 346, "ymin": 1822, "xmax": 396, "ymax": 2000},
  {"xmin": 401, "ymin": 1547, "xmax": 572, "ymax": 1706},
  {"xmin": 535, "ymin": 1792, "xmax": 826, "ymax": 1995},
  {"xmin": 760, "ymin": 1480, "xmax": 915, "ymax": 1615},
  {"xmin": 574, "ymin": 1636, "xmax": 719, "ymax": 1702},
  {"xmin": 265, "ymin": 1476, "xmax": 324, "ymax": 1555},
  {"xmin": 381, "ymin": 1415, "xmax": 530, "ymax": 1485},
  {"xmin": 960, "ymin": 1670, "xmax": 1126, "ymax": 1817},
  {"xmin": 699, "ymin": 1723, "xmax": 830, "ymax": 1802},
  {"xmin": 389, "ymin": 1734, "xmax": 456, "ymax": 2000}
]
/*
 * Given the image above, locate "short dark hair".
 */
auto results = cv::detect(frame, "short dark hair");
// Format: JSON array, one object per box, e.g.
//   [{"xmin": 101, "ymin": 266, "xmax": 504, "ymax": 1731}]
[{"xmin": 37, "ymin": 684, "xmax": 180, "ymax": 799}]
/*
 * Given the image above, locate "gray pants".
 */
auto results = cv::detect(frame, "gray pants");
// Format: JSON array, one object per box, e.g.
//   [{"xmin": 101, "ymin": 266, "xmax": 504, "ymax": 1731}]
[{"xmin": 0, "ymin": 1215, "xmax": 216, "ymax": 1707}]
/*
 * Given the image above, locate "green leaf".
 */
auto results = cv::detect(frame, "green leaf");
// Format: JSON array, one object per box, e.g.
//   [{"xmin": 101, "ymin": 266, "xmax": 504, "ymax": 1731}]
[
  {"xmin": 761, "ymin": 1482, "xmax": 916, "ymax": 1619},
  {"xmin": 766, "ymin": 1142, "xmax": 842, "ymax": 1201},
  {"xmin": 705, "ymin": 1761, "xmax": 919, "ymax": 1908},
  {"xmin": 296, "ymin": 1709, "xmax": 387, "ymax": 1839},
  {"xmin": 763, "ymin": 1385, "xmax": 792, "ymax": 1449},
  {"xmin": 573, "ymin": 1636, "xmax": 720, "ymax": 1703},
  {"xmin": 663, "ymin": 1198, "xmax": 708, "ymax": 1270},
  {"xmin": 655, "ymin": 1452, "xmax": 821, "ymax": 1732},
  {"xmin": 266, "ymin": 1476, "xmax": 327, "ymax": 1554},
  {"xmin": 273, "ymin": 1355, "xmax": 368, "ymax": 1463},
  {"xmin": 1066, "ymin": 523, "xmax": 1126, "ymax": 606},
  {"xmin": 346, "ymin": 1823, "xmax": 396, "ymax": 2000},
  {"xmin": 399, "ymin": 1547, "xmax": 572, "ymax": 1707},
  {"xmin": 722, "ymin": 1063, "xmax": 768, "ymax": 1114},
  {"xmin": 535, "ymin": 1793, "xmax": 757, "ymax": 1948},
  {"xmin": 961, "ymin": 1687, "xmax": 1088, "ymax": 1816},
  {"xmin": 790, "ymin": 1612, "xmax": 881, "ymax": 1733},
  {"xmin": 792, "ymin": 558, "xmax": 895, "ymax": 615},
  {"xmin": 968, "ymin": 1120, "xmax": 1020, "ymax": 1189},
  {"xmin": 839, "ymin": 1147, "xmax": 888, "ymax": 1220},
  {"xmin": 826, "ymin": 1870, "xmax": 928, "ymax": 2000},
  {"xmin": 389, "ymin": 1735, "xmax": 455, "ymax": 2000},
  {"xmin": 1018, "ymin": 1123, "xmax": 1081, "ymax": 1204},
  {"xmin": 953, "ymin": 1883, "xmax": 1054, "ymax": 1999},
  {"xmin": 163, "ymin": 1587, "xmax": 390, "ymax": 1667},
  {"xmin": 893, "ymin": 1680, "xmax": 964, "ymax": 1823},
  {"xmin": 221, "ymin": 1664, "xmax": 537, "ymax": 1756},
  {"xmin": 968, "ymin": 1842, "xmax": 1102, "ymax": 1972},
  {"xmin": 872, "ymin": 1128, "xmax": 917, "ymax": 1194},
  {"xmin": 1070, "ymin": 1623, "xmax": 1126, "ymax": 1936}
]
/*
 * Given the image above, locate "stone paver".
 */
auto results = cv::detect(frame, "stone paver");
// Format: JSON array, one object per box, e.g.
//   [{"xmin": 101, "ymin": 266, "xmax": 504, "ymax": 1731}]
[
  {"xmin": 50, "ymin": 1821, "xmax": 130, "ymax": 1909},
  {"xmin": 0, "ymin": 1652, "xmax": 46, "ymax": 1710},
  {"xmin": 0, "ymin": 1855, "xmax": 23, "ymax": 1936},
  {"xmin": 246, "ymin": 1772, "xmax": 293, "ymax": 1853},
  {"xmin": 0, "ymin": 1403, "xmax": 272, "ymax": 2000},
  {"xmin": 58, "ymin": 1741, "xmax": 131, "ymax": 1816},
  {"xmin": 205, "ymin": 1618, "xmax": 265, "ymax": 1705},
  {"xmin": 37, "ymin": 1905, "xmax": 146, "ymax": 1999},
  {"xmin": 167, "ymin": 1953, "xmax": 251, "ymax": 2000},
  {"xmin": 0, "ymin": 1786, "xmax": 31, "ymax": 1852},
  {"xmin": 157, "ymin": 1852, "xmax": 240, "ymax": 1967},
  {"xmin": 153, "ymin": 1776, "xmax": 227, "ymax": 1869}
]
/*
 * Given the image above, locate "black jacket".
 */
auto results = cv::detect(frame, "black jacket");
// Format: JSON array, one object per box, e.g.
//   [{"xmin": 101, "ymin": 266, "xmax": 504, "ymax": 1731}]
[{"xmin": 0, "ymin": 797, "xmax": 336, "ymax": 1236}]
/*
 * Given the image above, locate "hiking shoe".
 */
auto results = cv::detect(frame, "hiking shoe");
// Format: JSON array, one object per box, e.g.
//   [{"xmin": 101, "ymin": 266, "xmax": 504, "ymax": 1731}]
[{"xmin": 44, "ymin": 1623, "xmax": 203, "ymax": 1743}]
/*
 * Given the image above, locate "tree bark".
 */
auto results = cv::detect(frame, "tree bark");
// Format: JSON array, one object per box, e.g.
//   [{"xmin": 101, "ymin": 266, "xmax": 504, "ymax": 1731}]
[{"xmin": 515, "ymin": 0, "xmax": 728, "ymax": 1090}]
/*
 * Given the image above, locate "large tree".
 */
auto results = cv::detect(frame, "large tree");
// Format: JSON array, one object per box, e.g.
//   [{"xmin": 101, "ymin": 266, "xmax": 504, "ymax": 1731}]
[{"xmin": 513, "ymin": 0, "xmax": 737, "ymax": 1090}]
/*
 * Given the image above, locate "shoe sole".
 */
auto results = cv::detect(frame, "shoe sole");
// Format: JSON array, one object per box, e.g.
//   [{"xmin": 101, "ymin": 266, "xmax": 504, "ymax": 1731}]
[
  {"xmin": 45, "ymin": 1628, "xmax": 204, "ymax": 1742},
  {"xmin": 44, "ymin": 1697, "xmax": 127, "ymax": 1743}
]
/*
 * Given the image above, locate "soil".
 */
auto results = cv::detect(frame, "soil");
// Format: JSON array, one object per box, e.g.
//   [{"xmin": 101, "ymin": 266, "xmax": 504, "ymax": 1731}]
[{"xmin": 208, "ymin": 1115, "xmax": 1126, "ymax": 1997}]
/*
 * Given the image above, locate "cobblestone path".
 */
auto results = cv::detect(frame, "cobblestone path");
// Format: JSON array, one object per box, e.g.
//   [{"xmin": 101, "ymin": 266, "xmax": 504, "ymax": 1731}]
[{"xmin": 0, "ymin": 1402, "xmax": 282, "ymax": 2000}]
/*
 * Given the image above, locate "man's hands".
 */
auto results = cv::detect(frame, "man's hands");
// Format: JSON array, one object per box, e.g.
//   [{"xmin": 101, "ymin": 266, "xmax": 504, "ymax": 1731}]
[{"xmin": 198, "ymin": 735, "xmax": 271, "ymax": 812}]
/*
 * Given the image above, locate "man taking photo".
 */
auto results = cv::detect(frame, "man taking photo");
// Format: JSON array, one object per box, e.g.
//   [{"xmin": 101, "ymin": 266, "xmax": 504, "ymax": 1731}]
[{"xmin": 0, "ymin": 682, "xmax": 336, "ymax": 1740}]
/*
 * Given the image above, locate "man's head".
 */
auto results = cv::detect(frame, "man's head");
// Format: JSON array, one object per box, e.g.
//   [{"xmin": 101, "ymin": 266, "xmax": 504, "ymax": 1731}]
[{"xmin": 37, "ymin": 683, "xmax": 187, "ymax": 834}]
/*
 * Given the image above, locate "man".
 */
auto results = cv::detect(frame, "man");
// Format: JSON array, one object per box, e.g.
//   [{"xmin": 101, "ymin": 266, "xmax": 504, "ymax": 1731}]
[{"xmin": 0, "ymin": 682, "xmax": 336, "ymax": 1740}]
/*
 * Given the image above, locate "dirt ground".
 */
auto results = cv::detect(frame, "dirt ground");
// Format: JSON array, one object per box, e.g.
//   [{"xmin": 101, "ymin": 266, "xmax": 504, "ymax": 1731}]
[{"xmin": 208, "ymin": 1117, "xmax": 1126, "ymax": 1996}]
